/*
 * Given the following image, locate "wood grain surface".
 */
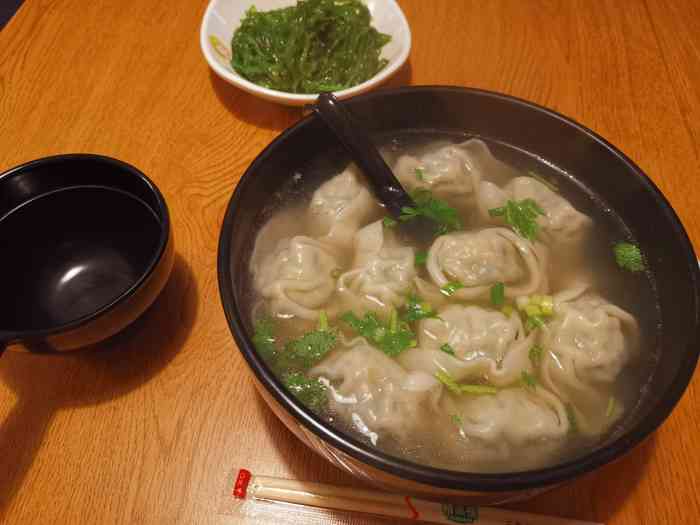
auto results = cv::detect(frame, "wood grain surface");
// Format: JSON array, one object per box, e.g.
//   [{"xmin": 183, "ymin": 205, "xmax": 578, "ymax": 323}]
[{"xmin": 1, "ymin": 0, "xmax": 699, "ymax": 523}]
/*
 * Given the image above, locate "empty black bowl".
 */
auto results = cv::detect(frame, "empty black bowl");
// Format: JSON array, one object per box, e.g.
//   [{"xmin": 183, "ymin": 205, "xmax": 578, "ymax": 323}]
[
  {"xmin": 0, "ymin": 154, "xmax": 174, "ymax": 352},
  {"xmin": 217, "ymin": 87, "xmax": 700, "ymax": 501}
]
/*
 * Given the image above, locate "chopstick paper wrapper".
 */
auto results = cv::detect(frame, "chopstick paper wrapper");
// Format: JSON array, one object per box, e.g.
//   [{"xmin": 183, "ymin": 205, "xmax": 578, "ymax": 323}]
[{"xmin": 218, "ymin": 468, "xmax": 603, "ymax": 525}]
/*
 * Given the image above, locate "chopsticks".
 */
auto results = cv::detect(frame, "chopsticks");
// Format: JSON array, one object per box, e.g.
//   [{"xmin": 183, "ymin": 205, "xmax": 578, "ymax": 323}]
[{"xmin": 230, "ymin": 469, "xmax": 603, "ymax": 525}]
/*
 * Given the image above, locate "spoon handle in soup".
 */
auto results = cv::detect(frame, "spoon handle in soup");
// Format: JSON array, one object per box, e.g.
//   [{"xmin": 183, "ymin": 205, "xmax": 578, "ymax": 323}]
[{"xmin": 313, "ymin": 92, "xmax": 415, "ymax": 219}]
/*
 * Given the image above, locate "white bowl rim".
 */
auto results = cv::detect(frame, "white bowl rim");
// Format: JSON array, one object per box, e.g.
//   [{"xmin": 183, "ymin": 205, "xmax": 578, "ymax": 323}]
[{"xmin": 199, "ymin": 0, "xmax": 412, "ymax": 104}]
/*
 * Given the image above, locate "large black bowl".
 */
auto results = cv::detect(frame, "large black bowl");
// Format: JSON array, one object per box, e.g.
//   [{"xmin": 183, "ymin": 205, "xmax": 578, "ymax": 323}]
[{"xmin": 217, "ymin": 87, "xmax": 700, "ymax": 501}]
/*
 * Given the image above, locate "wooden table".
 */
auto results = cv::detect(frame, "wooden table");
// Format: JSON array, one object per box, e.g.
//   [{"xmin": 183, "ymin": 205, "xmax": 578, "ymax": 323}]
[{"xmin": 1, "ymin": 0, "xmax": 699, "ymax": 523}]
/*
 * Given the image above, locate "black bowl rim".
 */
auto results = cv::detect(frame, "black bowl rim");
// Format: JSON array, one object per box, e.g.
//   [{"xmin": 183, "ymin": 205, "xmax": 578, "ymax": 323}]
[
  {"xmin": 217, "ymin": 85, "xmax": 700, "ymax": 492},
  {"xmin": 0, "ymin": 153, "xmax": 171, "ymax": 341}
]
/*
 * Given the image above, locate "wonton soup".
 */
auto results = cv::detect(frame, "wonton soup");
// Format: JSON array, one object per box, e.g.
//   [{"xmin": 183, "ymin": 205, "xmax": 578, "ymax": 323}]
[{"xmin": 246, "ymin": 136, "xmax": 658, "ymax": 473}]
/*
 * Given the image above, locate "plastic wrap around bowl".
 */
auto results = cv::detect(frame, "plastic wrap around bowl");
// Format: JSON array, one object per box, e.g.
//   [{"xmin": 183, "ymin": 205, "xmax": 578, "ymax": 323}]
[{"xmin": 217, "ymin": 86, "xmax": 700, "ymax": 500}]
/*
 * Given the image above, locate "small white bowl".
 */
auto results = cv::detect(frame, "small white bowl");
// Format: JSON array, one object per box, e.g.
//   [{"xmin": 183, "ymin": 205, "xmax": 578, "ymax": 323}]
[{"xmin": 200, "ymin": 0, "xmax": 411, "ymax": 106}]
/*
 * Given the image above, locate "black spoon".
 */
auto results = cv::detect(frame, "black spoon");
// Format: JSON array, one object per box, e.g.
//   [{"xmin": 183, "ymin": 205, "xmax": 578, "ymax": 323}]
[{"xmin": 312, "ymin": 92, "xmax": 436, "ymax": 241}]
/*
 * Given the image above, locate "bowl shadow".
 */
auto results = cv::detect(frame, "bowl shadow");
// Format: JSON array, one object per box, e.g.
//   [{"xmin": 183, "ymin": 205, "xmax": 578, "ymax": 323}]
[
  {"xmin": 0, "ymin": 253, "xmax": 197, "ymax": 518},
  {"xmin": 209, "ymin": 71, "xmax": 301, "ymax": 131},
  {"xmin": 208, "ymin": 59, "xmax": 413, "ymax": 130}
]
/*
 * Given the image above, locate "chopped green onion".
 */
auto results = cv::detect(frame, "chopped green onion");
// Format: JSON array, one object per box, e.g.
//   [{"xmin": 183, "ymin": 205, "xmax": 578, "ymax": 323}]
[
  {"xmin": 440, "ymin": 343, "xmax": 456, "ymax": 356},
  {"xmin": 435, "ymin": 370, "xmax": 462, "ymax": 395},
  {"xmin": 318, "ymin": 310, "xmax": 329, "ymax": 331},
  {"xmin": 606, "ymin": 396, "xmax": 616, "ymax": 418},
  {"xmin": 415, "ymin": 167, "xmax": 425, "ymax": 181},
  {"xmin": 440, "ymin": 281, "xmax": 465, "ymax": 296},
  {"xmin": 414, "ymin": 251, "xmax": 428, "ymax": 266},
  {"xmin": 540, "ymin": 296, "xmax": 554, "ymax": 316},
  {"xmin": 460, "ymin": 384, "xmax": 499, "ymax": 395},
  {"xmin": 450, "ymin": 414, "xmax": 463, "ymax": 426},
  {"xmin": 490, "ymin": 282, "xmax": 505, "ymax": 307},
  {"xmin": 435, "ymin": 370, "xmax": 498, "ymax": 396}
]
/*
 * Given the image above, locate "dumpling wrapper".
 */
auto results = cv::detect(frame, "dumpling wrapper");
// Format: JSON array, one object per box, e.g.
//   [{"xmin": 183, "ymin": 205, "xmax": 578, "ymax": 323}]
[
  {"xmin": 337, "ymin": 220, "xmax": 416, "ymax": 315},
  {"xmin": 477, "ymin": 176, "xmax": 593, "ymax": 247},
  {"xmin": 399, "ymin": 305, "xmax": 534, "ymax": 387},
  {"xmin": 426, "ymin": 227, "xmax": 548, "ymax": 300},
  {"xmin": 310, "ymin": 344, "xmax": 441, "ymax": 445},
  {"xmin": 308, "ymin": 167, "xmax": 379, "ymax": 248},
  {"xmin": 391, "ymin": 138, "xmax": 520, "ymax": 216},
  {"xmin": 252, "ymin": 235, "xmax": 340, "ymax": 321},
  {"xmin": 433, "ymin": 386, "xmax": 571, "ymax": 472},
  {"xmin": 538, "ymin": 285, "xmax": 638, "ymax": 436}
]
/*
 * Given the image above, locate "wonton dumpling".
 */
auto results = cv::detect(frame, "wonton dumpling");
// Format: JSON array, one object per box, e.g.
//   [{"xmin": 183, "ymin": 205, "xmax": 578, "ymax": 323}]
[
  {"xmin": 252, "ymin": 236, "xmax": 339, "ymax": 320},
  {"xmin": 543, "ymin": 286, "xmax": 639, "ymax": 384},
  {"xmin": 436, "ymin": 386, "xmax": 570, "ymax": 471},
  {"xmin": 477, "ymin": 176, "xmax": 592, "ymax": 246},
  {"xmin": 337, "ymin": 221, "xmax": 416, "ymax": 314},
  {"xmin": 399, "ymin": 305, "xmax": 534, "ymax": 387},
  {"xmin": 310, "ymin": 344, "xmax": 441, "ymax": 444},
  {"xmin": 391, "ymin": 139, "xmax": 520, "ymax": 213},
  {"xmin": 308, "ymin": 167, "xmax": 378, "ymax": 247},
  {"xmin": 426, "ymin": 227, "xmax": 548, "ymax": 300},
  {"xmin": 538, "ymin": 285, "xmax": 638, "ymax": 435}
]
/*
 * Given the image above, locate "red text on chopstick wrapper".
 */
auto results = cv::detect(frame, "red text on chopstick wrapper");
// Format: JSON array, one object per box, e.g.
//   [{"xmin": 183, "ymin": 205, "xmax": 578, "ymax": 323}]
[
  {"xmin": 404, "ymin": 496, "xmax": 420, "ymax": 520},
  {"xmin": 233, "ymin": 469, "xmax": 252, "ymax": 499}
]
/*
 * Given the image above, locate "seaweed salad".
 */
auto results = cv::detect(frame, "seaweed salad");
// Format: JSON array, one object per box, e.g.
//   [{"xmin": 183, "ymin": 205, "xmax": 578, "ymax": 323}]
[{"xmin": 230, "ymin": 0, "xmax": 391, "ymax": 94}]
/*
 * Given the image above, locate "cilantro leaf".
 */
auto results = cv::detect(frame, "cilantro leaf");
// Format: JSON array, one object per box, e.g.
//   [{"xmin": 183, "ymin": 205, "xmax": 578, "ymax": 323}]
[
  {"xmin": 340, "ymin": 310, "xmax": 416, "ymax": 357},
  {"xmin": 279, "ymin": 311, "xmax": 337, "ymax": 370},
  {"xmin": 521, "ymin": 370, "xmax": 538, "ymax": 390},
  {"xmin": 440, "ymin": 343, "xmax": 456, "ymax": 356},
  {"xmin": 613, "ymin": 242, "xmax": 645, "ymax": 272},
  {"xmin": 489, "ymin": 198, "xmax": 546, "ymax": 241},
  {"xmin": 399, "ymin": 189, "xmax": 462, "ymax": 236},
  {"xmin": 252, "ymin": 318, "xmax": 277, "ymax": 361},
  {"xmin": 490, "ymin": 282, "xmax": 505, "ymax": 307},
  {"xmin": 440, "ymin": 281, "xmax": 465, "ymax": 296},
  {"xmin": 283, "ymin": 372, "xmax": 328, "ymax": 413},
  {"xmin": 282, "ymin": 330, "xmax": 337, "ymax": 369},
  {"xmin": 414, "ymin": 251, "xmax": 428, "ymax": 266},
  {"xmin": 403, "ymin": 295, "xmax": 439, "ymax": 322},
  {"xmin": 382, "ymin": 216, "xmax": 397, "ymax": 228},
  {"xmin": 450, "ymin": 414, "xmax": 463, "ymax": 426}
]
